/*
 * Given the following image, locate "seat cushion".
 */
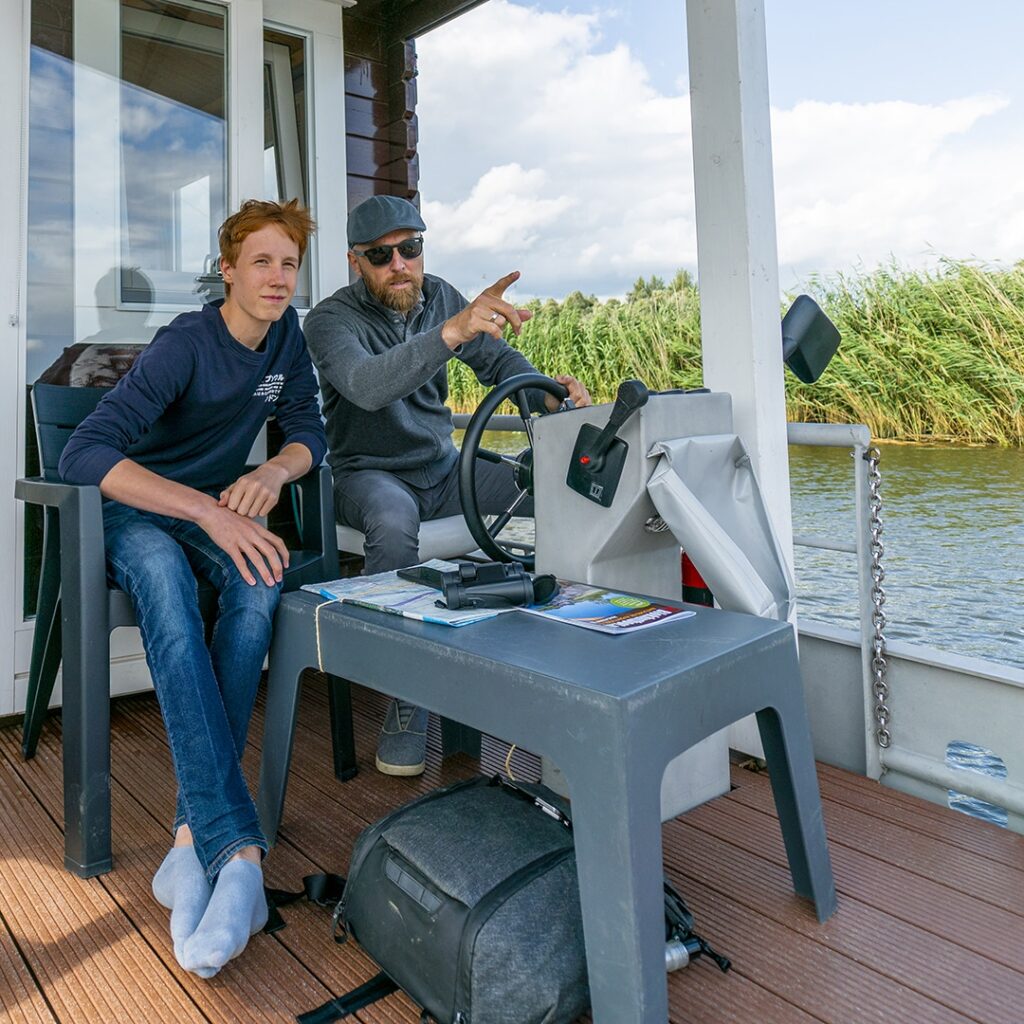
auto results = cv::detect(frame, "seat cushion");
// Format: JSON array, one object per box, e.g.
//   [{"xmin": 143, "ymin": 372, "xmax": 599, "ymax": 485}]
[{"xmin": 337, "ymin": 515, "xmax": 480, "ymax": 562}]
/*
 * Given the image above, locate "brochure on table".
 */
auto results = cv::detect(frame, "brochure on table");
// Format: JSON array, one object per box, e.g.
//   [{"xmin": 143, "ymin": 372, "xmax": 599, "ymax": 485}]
[
  {"xmin": 303, "ymin": 559, "xmax": 511, "ymax": 627},
  {"xmin": 305, "ymin": 561, "xmax": 696, "ymax": 634},
  {"xmin": 519, "ymin": 582, "xmax": 696, "ymax": 635}
]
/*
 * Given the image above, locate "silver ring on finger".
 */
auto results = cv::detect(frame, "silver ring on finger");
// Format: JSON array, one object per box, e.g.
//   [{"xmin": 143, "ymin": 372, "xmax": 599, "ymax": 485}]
[{"xmin": 488, "ymin": 311, "xmax": 500, "ymax": 322}]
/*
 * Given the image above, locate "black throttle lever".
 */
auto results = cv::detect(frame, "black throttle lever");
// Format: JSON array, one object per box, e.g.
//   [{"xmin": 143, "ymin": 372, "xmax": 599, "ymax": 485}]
[
  {"xmin": 565, "ymin": 379, "xmax": 649, "ymax": 507},
  {"xmin": 583, "ymin": 379, "xmax": 649, "ymax": 470}
]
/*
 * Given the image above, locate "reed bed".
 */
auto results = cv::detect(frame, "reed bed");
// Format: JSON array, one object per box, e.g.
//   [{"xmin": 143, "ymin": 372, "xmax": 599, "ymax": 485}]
[{"xmin": 447, "ymin": 260, "xmax": 1024, "ymax": 445}]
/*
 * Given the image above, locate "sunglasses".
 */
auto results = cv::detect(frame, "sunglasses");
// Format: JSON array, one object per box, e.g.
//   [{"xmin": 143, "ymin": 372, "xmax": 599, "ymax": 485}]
[{"xmin": 351, "ymin": 236, "xmax": 424, "ymax": 267}]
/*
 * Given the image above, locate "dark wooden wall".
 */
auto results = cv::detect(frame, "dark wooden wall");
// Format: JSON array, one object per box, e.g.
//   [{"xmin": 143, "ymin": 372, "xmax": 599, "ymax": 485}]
[
  {"xmin": 342, "ymin": 6, "xmax": 420, "ymax": 210},
  {"xmin": 341, "ymin": 1, "xmax": 488, "ymax": 212}
]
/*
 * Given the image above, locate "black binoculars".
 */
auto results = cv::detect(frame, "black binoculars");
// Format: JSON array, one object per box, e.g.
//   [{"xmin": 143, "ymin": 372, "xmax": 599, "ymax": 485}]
[{"xmin": 438, "ymin": 562, "xmax": 559, "ymax": 610}]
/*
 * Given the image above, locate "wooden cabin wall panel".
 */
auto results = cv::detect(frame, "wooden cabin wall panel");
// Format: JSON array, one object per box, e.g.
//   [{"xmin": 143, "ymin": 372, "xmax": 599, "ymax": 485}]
[
  {"xmin": 344, "ymin": 94, "xmax": 390, "ymax": 139},
  {"xmin": 345, "ymin": 135, "xmax": 393, "ymax": 177},
  {"xmin": 344, "ymin": 6, "xmax": 420, "ymax": 205},
  {"xmin": 344, "ymin": 54, "xmax": 388, "ymax": 101},
  {"xmin": 382, "ymin": 153, "xmax": 419, "ymax": 192},
  {"xmin": 387, "ymin": 36, "xmax": 418, "ymax": 80},
  {"xmin": 344, "ymin": 154, "xmax": 418, "ymax": 198},
  {"xmin": 342, "ymin": 9, "xmax": 386, "ymax": 63},
  {"xmin": 346, "ymin": 175, "xmax": 382, "ymax": 209},
  {"xmin": 346, "ymin": 97, "xmax": 418, "ymax": 153},
  {"xmin": 346, "ymin": 135, "xmax": 418, "ymax": 177},
  {"xmin": 387, "ymin": 76, "xmax": 417, "ymax": 120}
]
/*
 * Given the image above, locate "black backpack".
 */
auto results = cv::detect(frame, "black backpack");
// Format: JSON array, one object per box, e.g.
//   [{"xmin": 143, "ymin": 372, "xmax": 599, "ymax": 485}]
[{"xmin": 291, "ymin": 775, "xmax": 729, "ymax": 1024}]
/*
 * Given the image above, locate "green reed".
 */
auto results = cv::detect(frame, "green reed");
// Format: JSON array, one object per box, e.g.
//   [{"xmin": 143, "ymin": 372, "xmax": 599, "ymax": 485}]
[{"xmin": 447, "ymin": 260, "xmax": 1024, "ymax": 445}]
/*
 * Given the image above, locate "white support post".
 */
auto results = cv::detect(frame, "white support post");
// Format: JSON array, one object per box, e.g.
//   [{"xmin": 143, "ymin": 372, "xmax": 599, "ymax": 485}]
[
  {"xmin": 686, "ymin": 0, "xmax": 793, "ymax": 556},
  {"xmin": 687, "ymin": 0, "xmax": 793, "ymax": 755}
]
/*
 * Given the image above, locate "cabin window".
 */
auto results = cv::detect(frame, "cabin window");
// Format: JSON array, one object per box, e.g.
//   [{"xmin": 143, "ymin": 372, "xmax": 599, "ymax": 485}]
[
  {"xmin": 119, "ymin": 0, "xmax": 228, "ymax": 306},
  {"xmin": 23, "ymin": 0, "xmax": 228, "ymax": 616},
  {"xmin": 23, "ymin": 0, "xmax": 331, "ymax": 621},
  {"xmin": 26, "ymin": 0, "xmax": 228, "ymax": 385},
  {"xmin": 262, "ymin": 28, "xmax": 310, "ymax": 305}
]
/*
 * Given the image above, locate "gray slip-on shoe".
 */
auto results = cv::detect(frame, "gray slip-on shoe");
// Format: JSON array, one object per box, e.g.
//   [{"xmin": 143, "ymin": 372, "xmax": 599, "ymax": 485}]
[{"xmin": 376, "ymin": 699, "xmax": 428, "ymax": 776}]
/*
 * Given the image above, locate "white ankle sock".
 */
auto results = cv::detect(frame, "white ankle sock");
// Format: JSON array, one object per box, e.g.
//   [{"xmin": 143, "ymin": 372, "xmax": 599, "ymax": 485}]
[
  {"xmin": 152, "ymin": 846, "xmax": 213, "ymax": 971},
  {"xmin": 182, "ymin": 859, "xmax": 268, "ymax": 977}
]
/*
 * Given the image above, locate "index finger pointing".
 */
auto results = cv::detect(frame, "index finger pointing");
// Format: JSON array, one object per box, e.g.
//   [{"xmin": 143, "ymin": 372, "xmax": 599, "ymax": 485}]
[{"xmin": 481, "ymin": 271, "xmax": 520, "ymax": 300}]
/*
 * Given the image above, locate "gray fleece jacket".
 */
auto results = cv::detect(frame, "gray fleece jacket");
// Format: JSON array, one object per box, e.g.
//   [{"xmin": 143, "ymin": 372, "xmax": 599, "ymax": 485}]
[{"xmin": 303, "ymin": 274, "xmax": 540, "ymax": 488}]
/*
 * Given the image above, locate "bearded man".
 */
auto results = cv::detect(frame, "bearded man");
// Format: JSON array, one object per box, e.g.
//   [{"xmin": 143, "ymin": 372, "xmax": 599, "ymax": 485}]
[{"xmin": 303, "ymin": 195, "xmax": 589, "ymax": 777}]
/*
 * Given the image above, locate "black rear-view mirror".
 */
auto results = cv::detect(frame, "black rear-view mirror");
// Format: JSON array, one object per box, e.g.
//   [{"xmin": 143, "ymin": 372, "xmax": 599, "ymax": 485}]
[{"xmin": 782, "ymin": 294, "xmax": 841, "ymax": 384}]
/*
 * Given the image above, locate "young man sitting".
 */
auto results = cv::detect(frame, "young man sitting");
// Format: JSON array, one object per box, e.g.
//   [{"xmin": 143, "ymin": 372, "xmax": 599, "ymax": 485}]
[{"xmin": 58, "ymin": 199, "xmax": 326, "ymax": 977}]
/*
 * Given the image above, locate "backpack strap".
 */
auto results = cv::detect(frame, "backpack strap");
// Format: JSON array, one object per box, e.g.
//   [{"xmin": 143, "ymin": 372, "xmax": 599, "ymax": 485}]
[
  {"xmin": 296, "ymin": 971, "xmax": 398, "ymax": 1024},
  {"xmin": 264, "ymin": 873, "xmax": 346, "ymax": 934},
  {"xmin": 663, "ymin": 877, "xmax": 731, "ymax": 972}
]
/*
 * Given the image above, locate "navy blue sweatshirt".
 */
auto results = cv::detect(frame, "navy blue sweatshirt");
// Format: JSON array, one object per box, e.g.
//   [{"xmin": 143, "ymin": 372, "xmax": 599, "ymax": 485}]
[{"xmin": 59, "ymin": 302, "xmax": 327, "ymax": 493}]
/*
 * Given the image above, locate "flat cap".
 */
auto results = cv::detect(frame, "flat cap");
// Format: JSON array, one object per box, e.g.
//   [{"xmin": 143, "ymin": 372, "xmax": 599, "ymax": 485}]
[{"xmin": 347, "ymin": 195, "xmax": 426, "ymax": 247}]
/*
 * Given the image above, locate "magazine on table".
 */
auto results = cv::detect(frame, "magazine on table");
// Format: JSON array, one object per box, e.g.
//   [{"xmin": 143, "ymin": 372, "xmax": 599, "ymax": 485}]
[
  {"xmin": 517, "ymin": 581, "xmax": 696, "ymax": 635},
  {"xmin": 302, "ymin": 559, "xmax": 514, "ymax": 627}
]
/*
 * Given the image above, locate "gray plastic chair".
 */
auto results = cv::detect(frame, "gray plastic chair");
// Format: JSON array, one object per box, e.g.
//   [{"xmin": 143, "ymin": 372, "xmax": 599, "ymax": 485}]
[{"xmin": 16, "ymin": 382, "xmax": 355, "ymax": 876}]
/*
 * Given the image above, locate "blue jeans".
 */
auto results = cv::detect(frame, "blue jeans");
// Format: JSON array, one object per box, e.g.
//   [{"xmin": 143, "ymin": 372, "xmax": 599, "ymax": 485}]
[{"xmin": 103, "ymin": 501, "xmax": 279, "ymax": 880}]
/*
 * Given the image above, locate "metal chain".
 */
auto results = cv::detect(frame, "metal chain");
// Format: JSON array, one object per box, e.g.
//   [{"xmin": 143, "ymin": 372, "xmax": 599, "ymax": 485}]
[{"xmin": 863, "ymin": 445, "xmax": 891, "ymax": 748}]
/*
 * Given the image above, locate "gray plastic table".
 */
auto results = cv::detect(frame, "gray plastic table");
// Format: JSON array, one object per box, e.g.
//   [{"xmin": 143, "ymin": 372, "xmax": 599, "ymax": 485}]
[{"xmin": 257, "ymin": 590, "xmax": 836, "ymax": 1024}]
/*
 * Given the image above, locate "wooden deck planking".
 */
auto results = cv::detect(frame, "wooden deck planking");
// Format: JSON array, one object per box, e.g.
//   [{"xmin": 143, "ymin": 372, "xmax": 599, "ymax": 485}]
[
  {"xmin": 0, "ymin": 905, "xmax": 59, "ymax": 1024},
  {"xmin": 728, "ymin": 764, "xmax": 1023, "ymax": 916},
  {"xmin": 0, "ymin": 680, "xmax": 1021, "ymax": 1024},
  {"xmin": 686, "ymin": 788, "xmax": 1024, "ymax": 975},
  {"xmin": 664, "ymin": 817, "xmax": 1024, "ymax": 1024},
  {"xmin": 814, "ymin": 761, "xmax": 1024, "ymax": 868},
  {"xmin": 0, "ymin": 753, "xmax": 204, "ymax": 1024}
]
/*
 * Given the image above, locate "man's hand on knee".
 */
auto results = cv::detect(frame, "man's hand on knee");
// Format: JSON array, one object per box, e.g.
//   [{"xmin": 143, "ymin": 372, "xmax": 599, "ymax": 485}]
[{"xmin": 195, "ymin": 506, "xmax": 290, "ymax": 586}]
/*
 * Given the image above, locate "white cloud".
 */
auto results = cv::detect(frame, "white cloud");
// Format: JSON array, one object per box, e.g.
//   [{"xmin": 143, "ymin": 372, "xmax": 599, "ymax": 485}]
[
  {"xmin": 422, "ymin": 164, "xmax": 574, "ymax": 254},
  {"xmin": 417, "ymin": 1, "xmax": 1024, "ymax": 299},
  {"xmin": 771, "ymin": 95, "xmax": 1023, "ymax": 280}
]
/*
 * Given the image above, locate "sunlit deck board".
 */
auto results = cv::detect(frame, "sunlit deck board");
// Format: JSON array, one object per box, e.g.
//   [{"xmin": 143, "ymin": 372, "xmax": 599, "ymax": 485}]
[
  {"xmin": 0, "ymin": 891, "xmax": 58, "ymax": 1024},
  {"xmin": 0, "ymin": 675, "xmax": 1021, "ymax": 1024}
]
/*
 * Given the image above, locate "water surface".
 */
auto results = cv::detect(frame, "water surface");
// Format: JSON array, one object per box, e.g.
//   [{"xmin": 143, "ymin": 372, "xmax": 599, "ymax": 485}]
[
  {"xmin": 467, "ymin": 429, "xmax": 1024, "ymax": 670},
  {"xmin": 790, "ymin": 443, "xmax": 1024, "ymax": 670}
]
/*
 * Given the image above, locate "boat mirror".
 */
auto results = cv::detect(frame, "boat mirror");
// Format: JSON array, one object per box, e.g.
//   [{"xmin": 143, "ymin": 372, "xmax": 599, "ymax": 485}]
[{"xmin": 781, "ymin": 294, "xmax": 841, "ymax": 383}]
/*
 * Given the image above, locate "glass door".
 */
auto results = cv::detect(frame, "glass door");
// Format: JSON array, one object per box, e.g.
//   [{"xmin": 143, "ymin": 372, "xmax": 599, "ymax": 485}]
[
  {"xmin": 22, "ymin": 0, "xmax": 231, "ymax": 635},
  {"xmin": 19, "ymin": 0, "xmax": 346, "ymax": 635},
  {"xmin": 10, "ymin": 0, "xmax": 346, "ymax": 711}
]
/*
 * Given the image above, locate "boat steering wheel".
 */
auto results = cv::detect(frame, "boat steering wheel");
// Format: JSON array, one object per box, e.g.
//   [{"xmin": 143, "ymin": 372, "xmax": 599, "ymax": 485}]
[{"xmin": 458, "ymin": 373, "xmax": 570, "ymax": 569}]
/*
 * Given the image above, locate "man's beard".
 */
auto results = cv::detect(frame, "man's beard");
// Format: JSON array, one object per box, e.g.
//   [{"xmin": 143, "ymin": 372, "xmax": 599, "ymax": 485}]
[{"xmin": 366, "ymin": 269, "xmax": 424, "ymax": 314}]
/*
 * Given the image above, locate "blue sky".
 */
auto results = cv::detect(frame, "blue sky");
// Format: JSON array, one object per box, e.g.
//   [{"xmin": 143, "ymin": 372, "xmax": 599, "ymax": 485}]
[{"xmin": 416, "ymin": 1, "xmax": 1024, "ymax": 299}]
